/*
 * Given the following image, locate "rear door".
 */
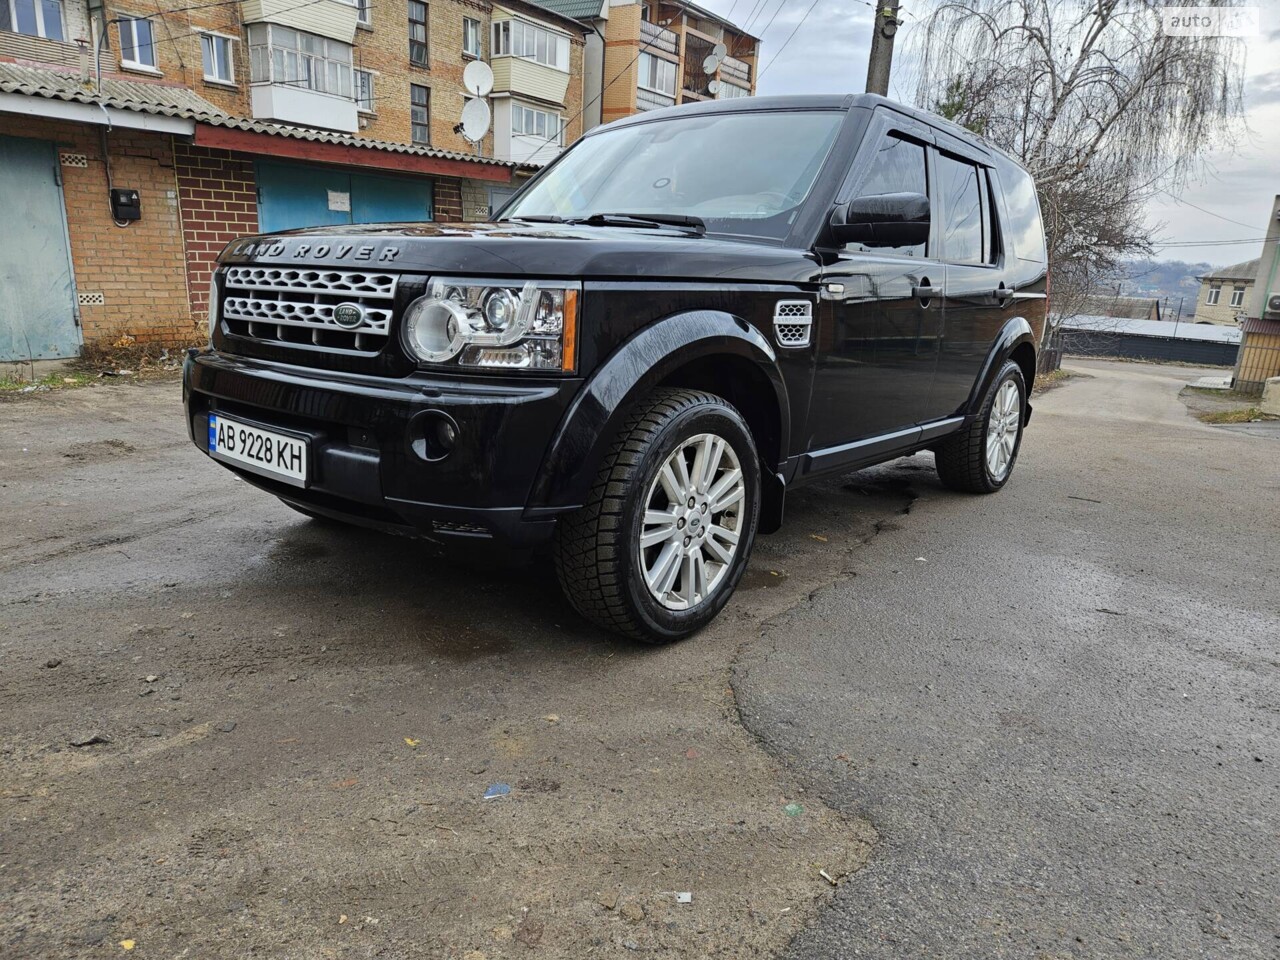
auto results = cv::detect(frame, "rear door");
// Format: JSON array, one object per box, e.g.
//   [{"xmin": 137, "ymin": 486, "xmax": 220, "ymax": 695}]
[
  {"xmin": 0, "ymin": 135, "xmax": 80, "ymax": 361},
  {"xmin": 807, "ymin": 111, "xmax": 944, "ymax": 463},
  {"xmin": 929, "ymin": 142, "xmax": 1018, "ymax": 417}
]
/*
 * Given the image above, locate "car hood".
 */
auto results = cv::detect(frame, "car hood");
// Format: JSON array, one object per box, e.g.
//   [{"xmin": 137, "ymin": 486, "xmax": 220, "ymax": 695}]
[{"xmin": 218, "ymin": 221, "xmax": 820, "ymax": 285}]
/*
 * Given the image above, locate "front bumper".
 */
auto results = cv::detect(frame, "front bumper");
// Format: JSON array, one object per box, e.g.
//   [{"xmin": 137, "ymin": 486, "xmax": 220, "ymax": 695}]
[{"xmin": 183, "ymin": 350, "xmax": 581, "ymax": 545}]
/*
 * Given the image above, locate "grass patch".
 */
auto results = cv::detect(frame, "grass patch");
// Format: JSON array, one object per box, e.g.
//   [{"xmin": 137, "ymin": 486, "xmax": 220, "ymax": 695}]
[
  {"xmin": 0, "ymin": 370, "xmax": 97, "ymax": 394},
  {"xmin": 1033, "ymin": 368, "xmax": 1086, "ymax": 395},
  {"xmin": 1197, "ymin": 407, "xmax": 1267, "ymax": 425}
]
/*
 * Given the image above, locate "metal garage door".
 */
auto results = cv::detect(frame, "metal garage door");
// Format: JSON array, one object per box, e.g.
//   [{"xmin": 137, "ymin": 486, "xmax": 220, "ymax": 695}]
[
  {"xmin": 256, "ymin": 161, "xmax": 434, "ymax": 233},
  {"xmin": 0, "ymin": 135, "xmax": 80, "ymax": 361}
]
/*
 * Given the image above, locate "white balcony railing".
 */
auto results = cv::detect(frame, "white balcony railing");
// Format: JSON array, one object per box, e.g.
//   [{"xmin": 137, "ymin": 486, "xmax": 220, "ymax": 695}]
[{"xmin": 640, "ymin": 19, "xmax": 679, "ymax": 56}]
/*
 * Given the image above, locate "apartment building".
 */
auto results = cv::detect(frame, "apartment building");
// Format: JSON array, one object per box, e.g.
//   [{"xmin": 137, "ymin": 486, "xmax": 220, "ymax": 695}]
[
  {"xmin": 0, "ymin": 0, "xmax": 585, "ymax": 361},
  {"xmin": 538, "ymin": 0, "xmax": 758, "ymax": 130}
]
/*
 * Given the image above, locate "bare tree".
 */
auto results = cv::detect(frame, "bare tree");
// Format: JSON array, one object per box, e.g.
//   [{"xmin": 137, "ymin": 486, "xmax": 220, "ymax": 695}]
[{"xmin": 910, "ymin": 0, "xmax": 1247, "ymax": 322}]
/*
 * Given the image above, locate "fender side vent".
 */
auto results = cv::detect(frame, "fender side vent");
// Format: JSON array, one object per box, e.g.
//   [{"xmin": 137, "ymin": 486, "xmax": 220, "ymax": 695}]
[{"xmin": 773, "ymin": 300, "xmax": 813, "ymax": 348}]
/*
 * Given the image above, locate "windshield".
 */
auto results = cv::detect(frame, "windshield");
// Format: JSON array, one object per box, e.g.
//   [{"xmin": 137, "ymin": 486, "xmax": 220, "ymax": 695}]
[{"xmin": 500, "ymin": 109, "xmax": 844, "ymax": 241}]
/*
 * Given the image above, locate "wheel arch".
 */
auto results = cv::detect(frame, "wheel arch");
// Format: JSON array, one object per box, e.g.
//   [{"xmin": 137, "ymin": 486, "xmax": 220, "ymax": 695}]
[
  {"xmin": 964, "ymin": 316, "xmax": 1037, "ymax": 418},
  {"xmin": 526, "ymin": 310, "xmax": 788, "ymax": 516}
]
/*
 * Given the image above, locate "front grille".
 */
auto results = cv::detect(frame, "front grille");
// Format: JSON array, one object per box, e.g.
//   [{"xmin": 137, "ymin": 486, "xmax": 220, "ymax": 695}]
[{"xmin": 220, "ymin": 266, "xmax": 398, "ymax": 354}]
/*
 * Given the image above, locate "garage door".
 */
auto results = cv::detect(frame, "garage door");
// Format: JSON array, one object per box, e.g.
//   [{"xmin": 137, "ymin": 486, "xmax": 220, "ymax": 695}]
[
  {"xmin": 0, "ymin": 135, "xmax": 81, "ymax": 361},
  {"xmin": 256, "ymin": 161, "xmax": 434, "ymax": 233}
]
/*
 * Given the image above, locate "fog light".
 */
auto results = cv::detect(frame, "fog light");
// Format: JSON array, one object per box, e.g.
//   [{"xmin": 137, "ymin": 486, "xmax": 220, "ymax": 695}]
[{"xmin": 409, "ymin": 410, "xmax": 460, "ymax": 462}]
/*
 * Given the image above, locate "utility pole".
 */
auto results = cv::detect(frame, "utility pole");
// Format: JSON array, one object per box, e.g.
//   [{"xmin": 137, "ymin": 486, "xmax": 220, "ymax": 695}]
[{"xmin": 865, "ymin": 1, "xmax": 901, "ymax": 97}]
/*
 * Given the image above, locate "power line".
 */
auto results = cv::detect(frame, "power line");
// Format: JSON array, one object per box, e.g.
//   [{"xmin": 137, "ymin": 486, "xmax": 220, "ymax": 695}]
[
  {"xmin": 1156, "ymin": 189, "xmax": 1261, "ymax": 232},
  {"xmin": 756, "ymin": 0, "xmax": 824, "ymax": 80}
]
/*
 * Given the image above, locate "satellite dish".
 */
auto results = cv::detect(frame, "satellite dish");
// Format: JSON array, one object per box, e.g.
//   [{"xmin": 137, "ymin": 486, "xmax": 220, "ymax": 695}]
[
  {"xmin": 463, "ymin": 60, "xmax": 494, "ymax": 97},
  {"xmin": 712, "ymin": 42, "xmax": 727, "ymax": 60},
  {"xmin": 460, "ymin": 97, "xmax": 491, "ymax": 142},
  {"xmin": 702, "ymin": 53, "xmax": 720, "ymax": 75},
  {"xmin": 707, "ymin": 79, "xmax": 721, "ymax": 95}
]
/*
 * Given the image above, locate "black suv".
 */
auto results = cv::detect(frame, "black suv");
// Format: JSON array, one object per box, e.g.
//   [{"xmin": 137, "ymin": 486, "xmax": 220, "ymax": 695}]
[{"xmin": 185, "ymin": 94, "xmax": 1048, "ymax": 642}]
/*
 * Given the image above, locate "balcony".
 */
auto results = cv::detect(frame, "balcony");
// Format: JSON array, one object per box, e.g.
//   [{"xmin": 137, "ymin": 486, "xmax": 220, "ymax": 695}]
[
  {"xmin": 682, "ymin": 34, "xmax": 714, "ymax": 97},
  {"xmin": 721, "ymin": 55, "xmax": 751, "ymax": 86},
  {"xmin": 636, "ymin": 87, "xmax": 676, "ymax": 112},
  {"xmin": 250, "ymin": 84, "xmax": 358, "ymax": 132},
  {"xmin": 241, "ymin": 0, "xmax": 358, "ymax": 44},
  {"xmin": 640, "ymin": 19, "xmax": 679, "ymax": 57}
]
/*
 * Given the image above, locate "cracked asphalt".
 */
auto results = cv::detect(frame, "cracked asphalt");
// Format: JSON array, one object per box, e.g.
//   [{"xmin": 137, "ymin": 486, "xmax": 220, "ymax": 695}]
[{"xmin": 2, "ymin": 357, "xmax": 1277, "ymax": 959}]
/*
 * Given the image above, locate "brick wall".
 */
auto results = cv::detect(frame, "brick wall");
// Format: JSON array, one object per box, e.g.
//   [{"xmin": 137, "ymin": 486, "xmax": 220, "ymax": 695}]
[
  {"xmin": 174, "ymin": 144, "xmax": 258, "ymax": 325},
  {"xmin": 2, "ymin": 115, "xmax": 193, "ymax": 346},
  {"xmin": 434, "ymin": 178, "xmax": 464, "ymax": 222}
]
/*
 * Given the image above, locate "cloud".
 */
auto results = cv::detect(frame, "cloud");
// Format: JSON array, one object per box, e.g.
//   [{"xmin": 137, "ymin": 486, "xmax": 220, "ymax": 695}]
[{"xmin": 1247, "ymin": 69, "xmax": 1280, "ymax": 106}]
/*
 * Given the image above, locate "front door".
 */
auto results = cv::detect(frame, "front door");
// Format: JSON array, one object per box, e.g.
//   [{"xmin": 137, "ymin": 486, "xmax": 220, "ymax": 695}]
[
  {"xmin": 807, "ymin": 126, "xmax": 943, "ymax": 467},
  {"xmin": 0, "ymin": 135, "xmax": 80, "ymax": 361}
]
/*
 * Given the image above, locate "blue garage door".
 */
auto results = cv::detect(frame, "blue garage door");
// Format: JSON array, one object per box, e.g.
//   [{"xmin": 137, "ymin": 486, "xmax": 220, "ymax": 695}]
[
  {"xmin": 0, "ymin": 135, "xmax": 81, "ymax": 360},
  {"xmin": 256, "ymin": 161, "xmax": 434, "ymax": 233}
]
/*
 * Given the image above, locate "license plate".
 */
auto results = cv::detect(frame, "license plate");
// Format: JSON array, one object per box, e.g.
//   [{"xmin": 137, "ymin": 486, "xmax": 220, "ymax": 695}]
[{"xmin": 208, "ymin": 414, "xmax": 308, "ymax": 486}]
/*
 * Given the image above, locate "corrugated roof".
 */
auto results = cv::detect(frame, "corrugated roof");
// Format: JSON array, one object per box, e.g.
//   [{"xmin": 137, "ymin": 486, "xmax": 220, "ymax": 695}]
[
  {"xmin": 1060, "ymin": 315, "xmax": 1242, "ymax": 344},
  {"xmin": 534, "ymin": 0, "xmax": 606, "ymax": 20},
  {"xmin": 0, "ymin": 62, "xmax": 513, "ymax": 168},
  {"xmin": 1199, "ymin": 258, "xmax": 1260, "ymax": 282}
]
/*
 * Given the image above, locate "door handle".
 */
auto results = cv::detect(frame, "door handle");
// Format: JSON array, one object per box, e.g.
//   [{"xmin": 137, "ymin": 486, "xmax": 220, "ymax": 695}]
[
  {"xmin": 994, "ymin": 284, "xmax": 1014, "ymax": 304},
  {"xmin": 912, "ymin": 284, "xmax": 942, "ymax": 300}
]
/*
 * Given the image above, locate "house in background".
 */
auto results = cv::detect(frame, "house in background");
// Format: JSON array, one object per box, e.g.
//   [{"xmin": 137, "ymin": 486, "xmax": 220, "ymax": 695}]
[
  {"xmin": 1234, "ymin": 198, "xmax": 1280, "ymax": 395},
  {"xmin": 0, "ymin": 0, "xmax": 586, "ymax": 363},
  {"xmin": 1076, "ymin": 295, "xmax": 1162, "ymax": 322},
  {"xmin": 538, "ymin": 0, "xmax": 758, "ymax": 130},
  {"xmin": 1193, "ymin": 258, "xmax": 1259, "ymax": 326}
]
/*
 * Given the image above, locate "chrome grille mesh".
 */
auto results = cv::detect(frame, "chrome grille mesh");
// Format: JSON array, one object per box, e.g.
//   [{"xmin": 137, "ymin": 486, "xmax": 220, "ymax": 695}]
[
  {"xmin": 220, "ymin": 267, "xmax": 398, "ymax": 353},
  {"xmin": 773, "ymin": 300, "xmax": 813, "ymax": 348}
]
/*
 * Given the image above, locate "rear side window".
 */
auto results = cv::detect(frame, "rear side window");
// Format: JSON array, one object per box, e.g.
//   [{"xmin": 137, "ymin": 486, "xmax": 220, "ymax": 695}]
[
  {"xmin": 993, "ymin": 155, "xmax": 1046, "ymax": 264},
  {"xmin": 937, "ymin": 153, "xmax": 988, "ymax": 265},
  {"xmin": 845, "ymin": 134, "xmax": 929, "ymax": 258}
]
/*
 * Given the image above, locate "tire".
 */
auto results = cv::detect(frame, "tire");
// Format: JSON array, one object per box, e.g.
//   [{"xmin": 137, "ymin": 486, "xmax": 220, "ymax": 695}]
[
  {"xmin": 554, "ymin": 388, "xmax": 761, "ymax": 643},
  {"xmin": 934, "ymin": 359, "xmax": 1026, "ymax": 494}
]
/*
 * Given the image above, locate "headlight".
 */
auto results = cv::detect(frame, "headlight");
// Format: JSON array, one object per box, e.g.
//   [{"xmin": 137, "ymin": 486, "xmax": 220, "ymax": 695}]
[
  {"xmin": 207, "ymin": 274, "xmax": 220, "ymax": 340},
  {"xmin": 401, "ymin": 278, "xmax": 579, "ymax": 372}
]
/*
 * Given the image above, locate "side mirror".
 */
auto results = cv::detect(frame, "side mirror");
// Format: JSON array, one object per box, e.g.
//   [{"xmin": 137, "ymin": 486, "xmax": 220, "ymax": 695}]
[{"xmin": 830, "ymin": 192, "xmax": 930, "ymax": 247}]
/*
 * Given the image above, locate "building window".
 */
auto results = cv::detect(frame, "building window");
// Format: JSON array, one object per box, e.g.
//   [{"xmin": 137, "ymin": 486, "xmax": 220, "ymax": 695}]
[
  {"xmin": 717, "ymin": 81, "xmax": 750, "ymax": 99},
  {"xmin": 1206, "ymin": 284, "xmax": 1221, "ymax": 305},
  {"xmin": 247, "ymin": 25, "xmax": 353, "ymax": 98},
  {"xmin": 5, "ymin": 0, "xmax": 64, "ymax": 41},
  {"xmin": 492, "ymin": 19, "xmax": 569, "ymax": 71},
  {"xmin": 119, "ymin": 16, "xmax": 157, "ymax": 70},
  {"xmin": 462, "ymin": 16, "xmax": 482, "ymax": 58},
  {"xmin": 355, "ymin": 68, "xmax": 374, "ymax": 112},
  {"xmin": 411, "ymin": 83, "xmax": 430, "ymax": 143},
  {"xmin": 1229, "ymin": 285, "xmax": 1245, "ymax": 307},
  {"xmin": 201, "ymin": 34, "xmax": 234, "ymax": 84},
  {"xmin": 637, "ymin": 52, "xmax": 675, "ymax": 96},
  {"xmin": 409, "ymin": 0, "xmax": 428, "ymax": 66},
  {"xmin": 511, "ymin": 102, "xmax": 563, "ymax": 144},
  {"xmin": 355, "ymin": 0, "xmax": 370, "ymax": 26}
]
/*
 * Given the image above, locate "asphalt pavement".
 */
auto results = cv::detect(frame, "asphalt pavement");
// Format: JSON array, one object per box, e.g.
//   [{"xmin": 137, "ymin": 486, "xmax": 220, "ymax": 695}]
[{"xmin": 2, "ymin": 358, "xmax": 1276, "ymax": 959}]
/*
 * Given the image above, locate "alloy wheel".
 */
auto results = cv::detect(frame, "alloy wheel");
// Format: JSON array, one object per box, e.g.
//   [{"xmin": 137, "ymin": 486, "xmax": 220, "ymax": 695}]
[{"xmin": 986, "ymin": 379, "xmax": 1022, "ymax": 481}]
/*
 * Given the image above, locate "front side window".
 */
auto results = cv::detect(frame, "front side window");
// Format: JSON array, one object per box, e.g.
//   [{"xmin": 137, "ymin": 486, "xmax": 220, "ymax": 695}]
[
  {"xmin": 463, "ymin": 16, "xmax": 482, "ymax": 58},
  {"xmin": 502, "ymin": 109, "xmax": 844, "ymax": 241},
  {"xmin": 492, "ymin": 18, "xmax": 568, "ymax": 70},
  {"xmin": 845, "ymin": 134, "xmax": 929, "ymax": 257},
  {"xmin": 511, "ymin": 103, "xmax": 563, "ymax": 144},
  {"xmin": 247, "ymin": 25, "xmax": 352, "ymax": 98},
  {"xmin": 409, "ymin": 0, "xmax": 428, "ymax": 66},
  {"xmin": 1230, "ymin": 285, "xmax": 1245, "ymax": 307},
  {"xmin": 1206, "ymin": 284, "xmax": 1221, "ymax": 305},
  {"xmin": 201, "ymin": 34, "xmax": 233, "ymax": 83},
  {"xmin": 411, "ymin": 83, "xmax": 430, "ymax": 143},
  {"xmin": 637, "ymin": 52, "xmax": 675, "ymax": 96},
  {"xmin": 937, "ymin": 152, "xmax": 987, "ymax": 265},
  {"xmin": 119, "ymin": 16, "xmax": 156, "ymax": 69},
  {"xmin": 355, "ymin": 69, "xmax": 374, "ymax": 111},
  {"xmin": 5, "ymin": 0, "xmax": 64, "ymax": 41}
]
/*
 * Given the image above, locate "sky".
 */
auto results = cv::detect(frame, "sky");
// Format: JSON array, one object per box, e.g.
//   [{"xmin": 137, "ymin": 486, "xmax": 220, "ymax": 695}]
[{"xmin": 694, "ymin": 0, "xmax": 1280, "ymax": 267}]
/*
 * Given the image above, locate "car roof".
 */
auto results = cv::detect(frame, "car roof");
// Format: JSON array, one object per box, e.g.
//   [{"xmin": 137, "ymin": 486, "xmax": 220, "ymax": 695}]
[{"xmin": 590, "ymin": 94, "xmax": 1031, "ymax": 175}]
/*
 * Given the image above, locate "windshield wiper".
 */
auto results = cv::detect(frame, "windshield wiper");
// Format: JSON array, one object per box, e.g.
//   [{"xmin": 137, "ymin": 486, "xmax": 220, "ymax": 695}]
[
  {"xmin": 506, "ymin": 214, "xmax": 566, "ymax": 223},
  {"xmin": 572, "ymin": 213, "xmax": 706, "ymax": 235}
]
